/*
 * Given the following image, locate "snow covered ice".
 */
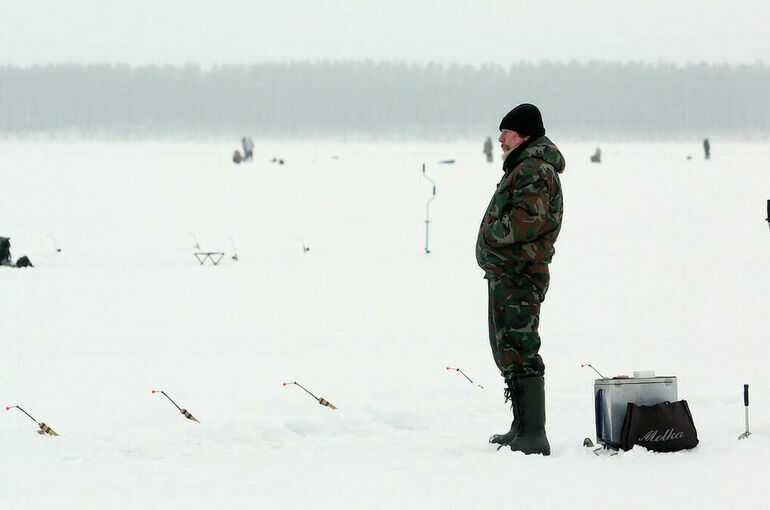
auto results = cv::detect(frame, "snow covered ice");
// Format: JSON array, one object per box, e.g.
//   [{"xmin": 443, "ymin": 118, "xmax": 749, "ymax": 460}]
[{"xmin": 1, "ymin": 140, "xmax": 768, "ymax": 509}]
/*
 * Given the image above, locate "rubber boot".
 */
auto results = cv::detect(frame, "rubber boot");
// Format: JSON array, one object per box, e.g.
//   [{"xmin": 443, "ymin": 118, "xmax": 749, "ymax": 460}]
[
  {"xmin": 506, "ymin": 376, "xmax": 550, "ymax": 456},
  {"xmin": 489, "ymin": 380, "xmax": 519, "ymax": 446}
]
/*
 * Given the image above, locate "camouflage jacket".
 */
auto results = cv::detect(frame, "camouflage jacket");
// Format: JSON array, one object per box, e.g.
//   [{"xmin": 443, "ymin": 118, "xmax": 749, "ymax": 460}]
[{"xmin": 476, "ymin": 136, "xmax": 565, "ymax": 278}]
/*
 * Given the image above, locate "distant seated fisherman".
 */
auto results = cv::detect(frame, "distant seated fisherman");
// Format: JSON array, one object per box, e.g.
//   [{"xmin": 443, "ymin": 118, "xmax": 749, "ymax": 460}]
[{"xmin": 1, "ymin": 237, "xmax": 34, "ymax": 268}]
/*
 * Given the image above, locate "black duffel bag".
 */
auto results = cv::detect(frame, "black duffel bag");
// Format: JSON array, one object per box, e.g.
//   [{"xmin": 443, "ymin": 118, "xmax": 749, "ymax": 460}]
[{"xmin": 620, "ymin": 400, "xmax": 699, "ymax": 452}]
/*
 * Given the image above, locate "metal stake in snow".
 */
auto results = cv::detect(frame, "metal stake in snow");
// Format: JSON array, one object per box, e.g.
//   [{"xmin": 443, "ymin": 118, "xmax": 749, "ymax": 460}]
[
  {"xmin": 738, "ymin": 384, "xmax": 751, "ymax": 440},
  {"xmin": 422, "ymin": 163, "xmax": 436, "ymax": 254},
  {"xmin": 187, "ymin": 231, "xmax": 201, "ymax": 250},
  {"xmin": 283, "ymin": 381, "xmax": 337, "ymax": 409},
  {"xmin": 153, "ymin": 390, "xmax": 200, "ymax": 423},
  {"xmin": 47, "ymin": 234, "xmax": 61, "ymax": 253},
  {"xmin": 6, "ymin": 405, "xmax": 59, "ymax": 436},
  {"xmin": 446, "ymin": 366, "xmax": 483, "ymax": 389},
  {"xmin": 581, "ymin": 363, "xmax": 608, "ymax": 379},
  {"xmin": 230, "ymin": 237, "xmax": 239, "ymax": 261},
  {"xmin": 421, "ymin": 160, "xmax": 454, "ymax": 254}
]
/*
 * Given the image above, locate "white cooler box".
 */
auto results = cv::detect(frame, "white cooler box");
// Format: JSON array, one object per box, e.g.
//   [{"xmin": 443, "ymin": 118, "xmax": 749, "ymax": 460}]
[{"xmin": 594, "ymin": 372, "xmax": 677, "ymax": 450}]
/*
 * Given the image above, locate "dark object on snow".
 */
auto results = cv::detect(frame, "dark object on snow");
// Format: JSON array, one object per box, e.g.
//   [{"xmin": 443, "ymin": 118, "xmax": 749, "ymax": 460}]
[
  {"xmin": 590, "ymin": 147, "xmax": 601, "ymax": 163},
  {"xmin": 620, "ymin": 400, "xmax": 698, "ymax": 452},
  {"xmin": 765, "ymin": 200, "xmax": 769, "ymax": 231},
  {"xmin": 703, "ymin": 138, "xmax": 710, "ymax": 160},
  {"xmin": 233, "ymin": 150, "xmax": 243, "ymax": 164},
  {"xmin": 1, "ymin": 237, "xmax": 32, "ymax": 267},
  {"xmin": 0, "ymin": 237, "xmax": 11, "ymax": 265},
  {"xmin": 583, "ymin": 437, "xmax": 594, "ymax": 447},
  {"xmin": 15, "ymin": 256, "xmax": 33, "ymax": 268}
]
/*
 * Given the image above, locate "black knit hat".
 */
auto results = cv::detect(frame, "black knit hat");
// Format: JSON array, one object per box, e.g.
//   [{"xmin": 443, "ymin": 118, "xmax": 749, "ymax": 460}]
[{"xmin": 499, "ymin": 103, "xmax": 545, "ymax": 138}]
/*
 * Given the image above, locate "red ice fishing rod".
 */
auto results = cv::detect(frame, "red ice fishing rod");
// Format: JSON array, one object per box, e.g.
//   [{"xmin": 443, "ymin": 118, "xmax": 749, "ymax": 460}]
[
  {"xmin": 153, "ymin": 390, "xmax": 200, "ymax": 422},
  {"xmin": 283, "ymin": 381, "xmax": 337, "ymax": 409},
  {"xmin": 446, "ymin": 366, "xmax": 484, "ymax": 389},
  {"xmin": 6, "ymin": 405, "xmax": 59, "ymax": 436},
  {"xmin": 581, "ymin": 364, "xmax": 608, "ymax": 379}
]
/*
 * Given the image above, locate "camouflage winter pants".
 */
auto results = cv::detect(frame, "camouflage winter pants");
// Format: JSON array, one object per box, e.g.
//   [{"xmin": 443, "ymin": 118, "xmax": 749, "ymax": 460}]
[{"xmin": 487, "ymin": 269, "xmax": 549, "ymax": 380}]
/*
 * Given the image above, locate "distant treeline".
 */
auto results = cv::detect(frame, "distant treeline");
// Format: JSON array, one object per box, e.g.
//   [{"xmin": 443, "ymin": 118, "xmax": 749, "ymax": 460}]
[{"xmin": 1, "ymin": 61, "xmax": 769, "ymax": 138}]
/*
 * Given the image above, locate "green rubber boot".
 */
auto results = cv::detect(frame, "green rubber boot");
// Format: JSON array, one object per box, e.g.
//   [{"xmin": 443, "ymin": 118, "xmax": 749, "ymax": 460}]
[
  {"xmin": 489, "ymin": 380, "xmax": 519, "ymax": 446},
  {"xmin": 506, "ymin": 376, "xmax": 550, "ymax": 456}
]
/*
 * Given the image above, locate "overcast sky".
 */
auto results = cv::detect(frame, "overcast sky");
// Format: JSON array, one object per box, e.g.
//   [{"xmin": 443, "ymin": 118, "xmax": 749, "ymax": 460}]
[{"xmin": 2, "ymin": 0, "xmax": 768, "ymax": 67}]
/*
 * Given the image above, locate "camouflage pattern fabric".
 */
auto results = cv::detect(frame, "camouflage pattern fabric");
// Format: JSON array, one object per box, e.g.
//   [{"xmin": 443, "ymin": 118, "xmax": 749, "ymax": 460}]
[
  {"xmin": 476, "ymin": 135, "xmax": 565, "ymax": 281},
  {"xmin": 478, "ymin": 135, "xmax": 565, "ymax": 379},
  {"xmin": 487, "ymin": 273, "xmax": 546, "ymax": 379}
]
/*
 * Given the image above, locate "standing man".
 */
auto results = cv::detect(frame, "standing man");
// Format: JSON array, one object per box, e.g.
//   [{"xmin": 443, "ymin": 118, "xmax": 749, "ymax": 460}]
[
  {"xmin": 483, "ymin": 136, "xmax": 493, "ymax": 163},
  {"xmin": 703, "ymin": 138, "xmax": 710, "ymax": 160},
  {"xmin": 0, "ymin": 237, "xmax": 12, "ymax": 266},
  {"xmin": 242, "ymin": 136, "xmax": 255, "ymax": 161},
  {"xmin": 476, "ymin": 103, "xmax": 565, "ymax": 455}
]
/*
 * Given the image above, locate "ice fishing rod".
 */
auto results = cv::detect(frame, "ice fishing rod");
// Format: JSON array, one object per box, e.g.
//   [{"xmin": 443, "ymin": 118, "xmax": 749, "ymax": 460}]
[
  {"xmin": 296, "ymin": 236, "xmax": 310, "ymax": 253},
  {"xmin": 581, "ymin": 364, "xmax": 608, "ymax": 379},
  {"xmin": 6, "ymin": 405, "xmax": 59, "ymax": 436},
  {"xmin": 153, "ymin": 390, "xmax": 200, "ymax": 422},
  {"xmin": 47, "ymin": 234, "xmax": 61, "ymax": 253},
  {"xmin": 230, "ymin": 237, "xmax": 239, "ymax": 261},
  {"xmin": 187, "ymin": 231, "xmax": 200, "ymax": 250},
  {"xmin": 446, "ymin": 366, "xmax": 483, "ymax": 389},
  {"xmin": 283, "ymin": 381, "xmax": 337, "ymax": 409}
]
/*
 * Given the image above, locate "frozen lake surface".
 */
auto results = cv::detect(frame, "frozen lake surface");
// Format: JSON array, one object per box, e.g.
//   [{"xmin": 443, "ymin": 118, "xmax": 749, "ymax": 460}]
[{"xmin": 2, "ymin": 139, "xmax": 769, "ymax": 508}]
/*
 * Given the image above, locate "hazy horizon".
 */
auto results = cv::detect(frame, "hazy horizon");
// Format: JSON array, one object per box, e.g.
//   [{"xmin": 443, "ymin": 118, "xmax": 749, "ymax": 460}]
[{"xmin": 3, "ymin": 61, "xmax": 768, "ymax": 139}]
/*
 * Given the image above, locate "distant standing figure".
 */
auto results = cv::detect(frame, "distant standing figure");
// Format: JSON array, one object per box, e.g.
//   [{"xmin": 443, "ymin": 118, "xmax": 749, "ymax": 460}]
[
  {"xmin": 242, "ymin": 137, "xmax": 254, "ymax": 161},
  {"xmin": 483, "ymin": 136, "xmax": 493, "ymax": 163},
  {"xmin": 703, "ymin": 138, "xmax": 710, "ymax": 160},
  {"xmin": 590, "ymin": 147, "xmax": 601, "ymax": 163},
  {"xmin": 0, "ymin": 237, "xmax": 12, "ymax": 266}
]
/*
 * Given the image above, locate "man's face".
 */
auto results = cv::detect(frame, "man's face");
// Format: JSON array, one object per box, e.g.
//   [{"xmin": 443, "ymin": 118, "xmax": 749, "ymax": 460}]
[{"xmin": 498, "ymin": 129, "xmax": 530, "ymax": 153}]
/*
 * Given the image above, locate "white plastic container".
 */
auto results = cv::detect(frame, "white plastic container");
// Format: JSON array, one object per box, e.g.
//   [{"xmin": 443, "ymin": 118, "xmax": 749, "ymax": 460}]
[{"xmin": 594, "ymin": 372, "xmax": 677, "ymax": 449}]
